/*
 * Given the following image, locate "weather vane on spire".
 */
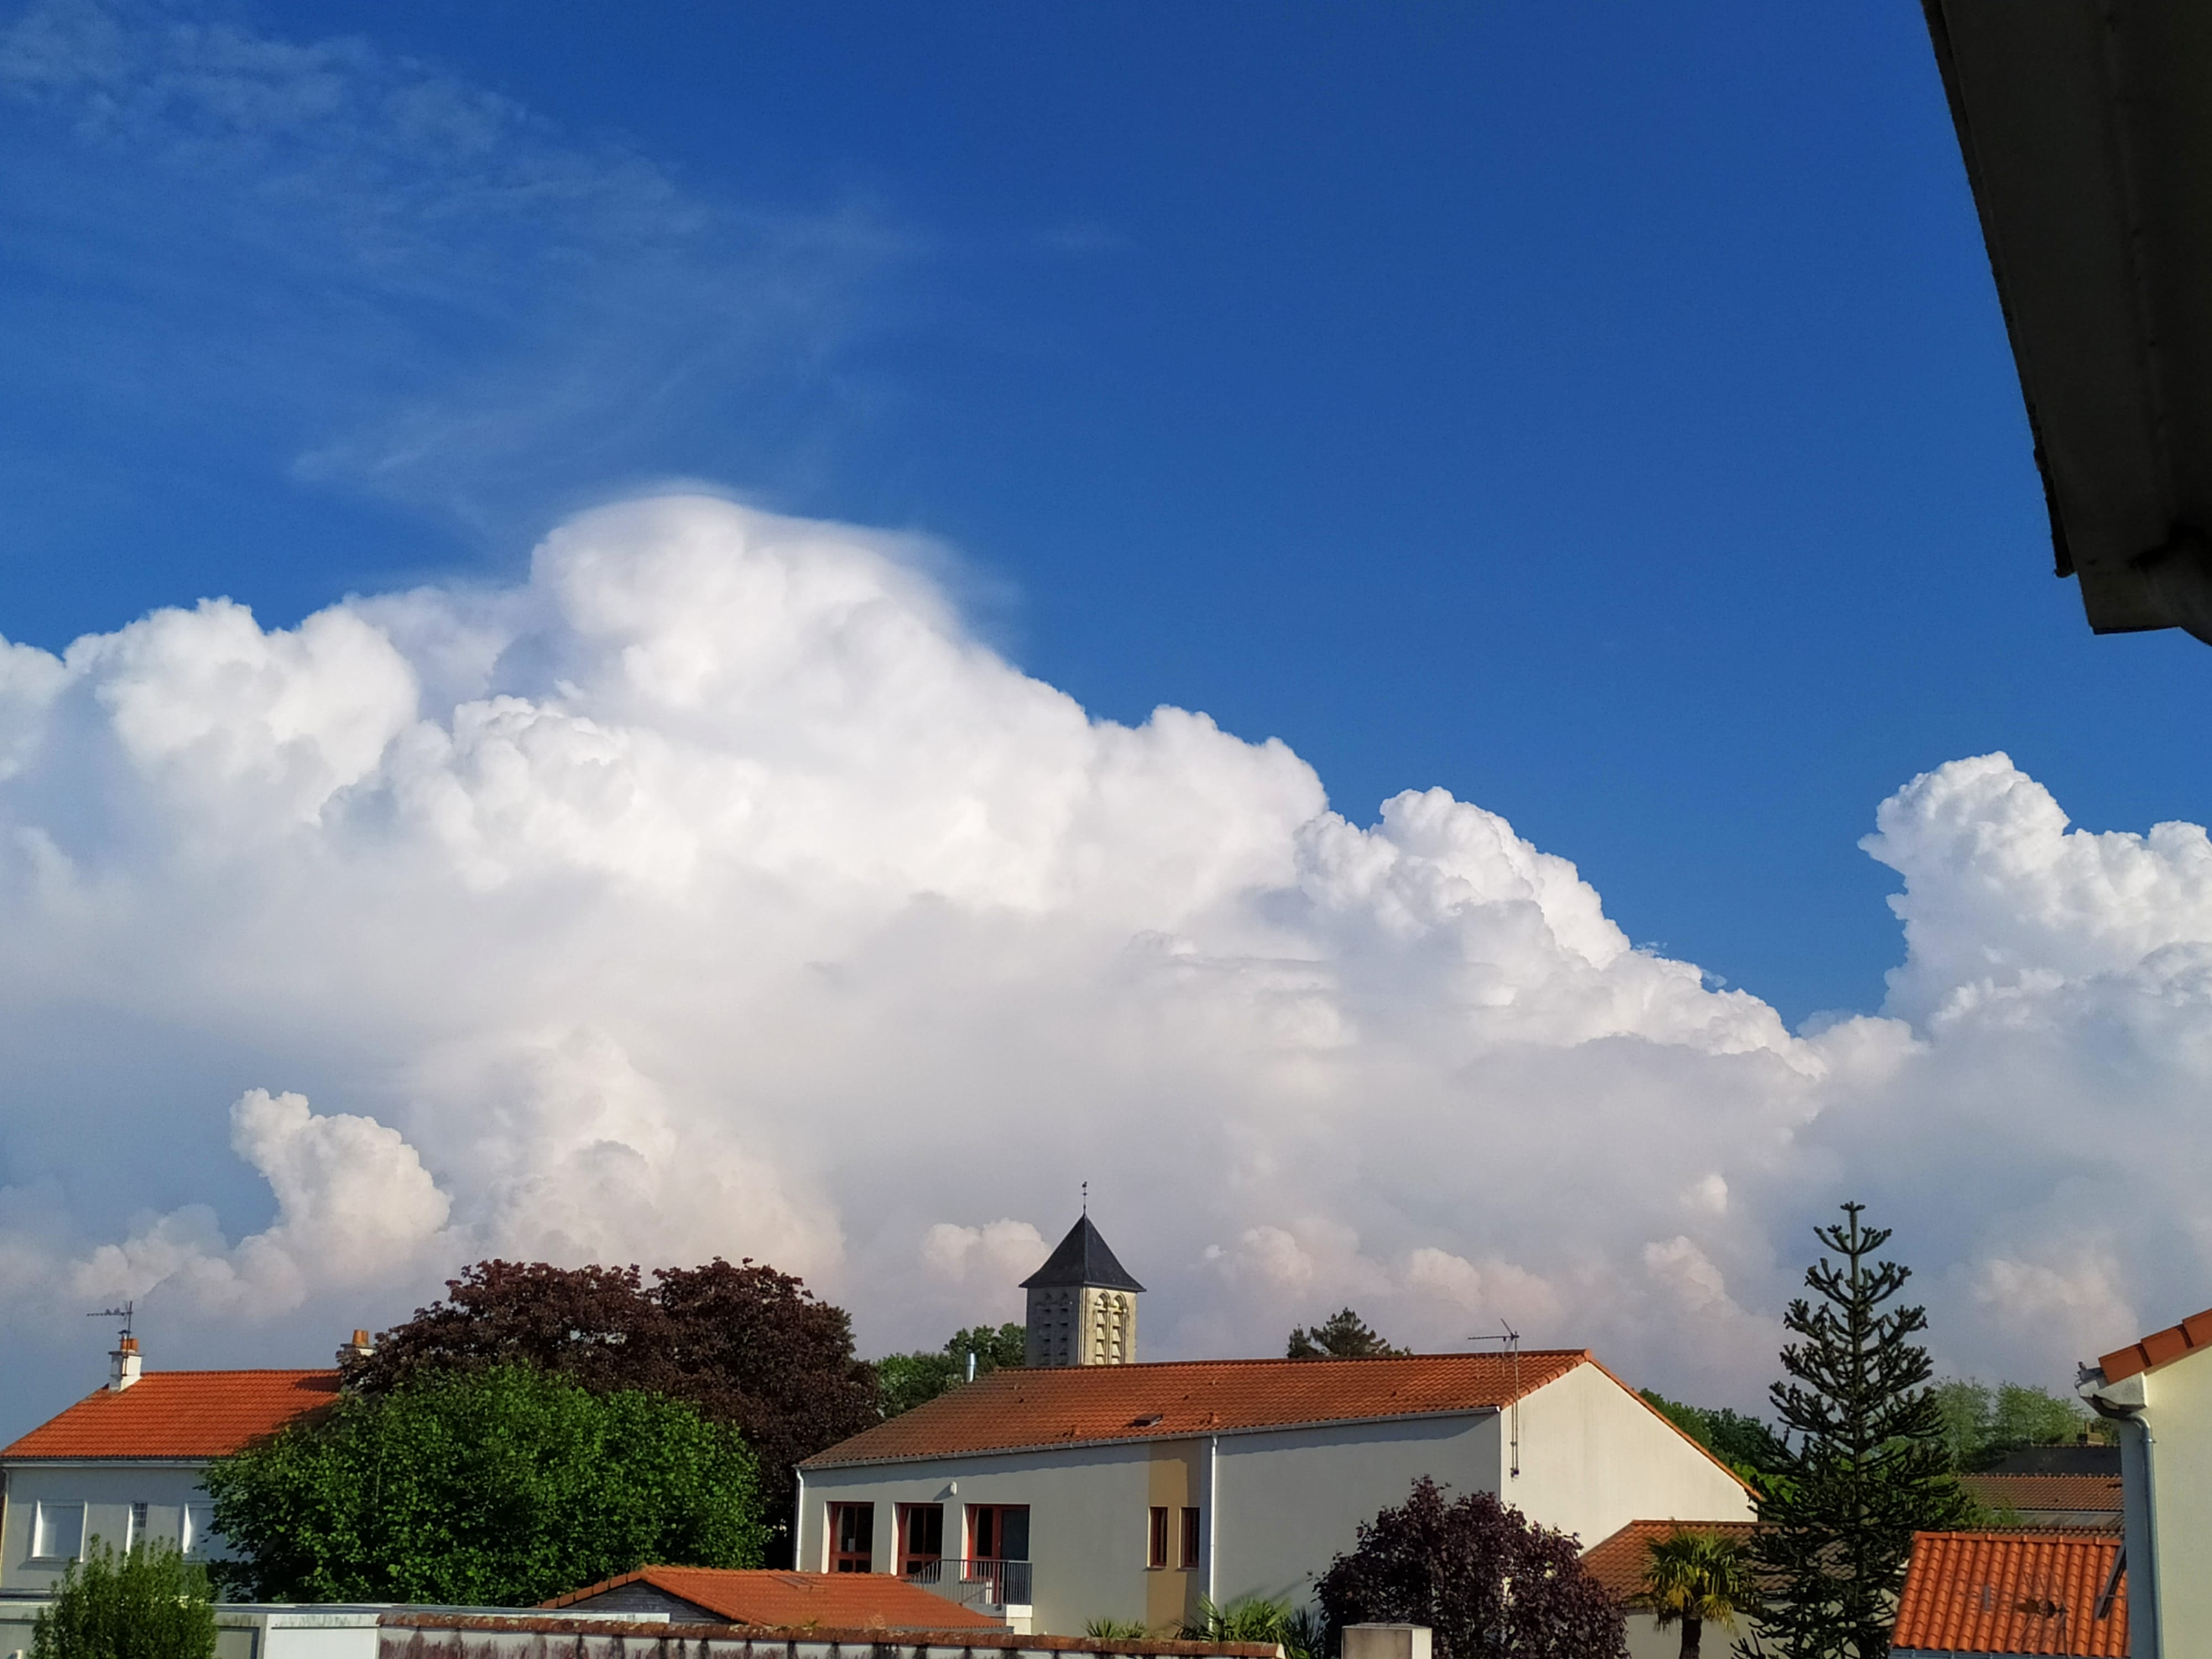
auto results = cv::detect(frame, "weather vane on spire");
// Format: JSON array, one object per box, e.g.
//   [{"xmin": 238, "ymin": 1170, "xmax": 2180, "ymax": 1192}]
[{"xmin": 1081, "ymin": 1180, "xmax": 1088, "ymax": 1215}]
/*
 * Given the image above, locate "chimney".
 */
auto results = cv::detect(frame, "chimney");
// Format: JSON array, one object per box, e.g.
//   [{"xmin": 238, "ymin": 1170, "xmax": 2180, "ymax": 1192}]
[
  {"xmin": 109, "ymin": 1336, "xmax": 142, "ymax": 1392},
  {"xmin": 336, "ymin": 1328, "xmax": 375, "ymax": 1367}
]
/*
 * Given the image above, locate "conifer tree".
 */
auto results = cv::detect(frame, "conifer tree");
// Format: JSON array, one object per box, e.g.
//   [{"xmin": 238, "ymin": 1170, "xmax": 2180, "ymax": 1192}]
[{"xmin": 1747, "ymin": 1202, "xmax": 1968, "ymax": 1659}]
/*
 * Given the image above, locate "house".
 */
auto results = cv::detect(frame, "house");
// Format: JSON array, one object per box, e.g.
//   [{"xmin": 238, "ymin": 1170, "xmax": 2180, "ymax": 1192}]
[
  {"xmin": 1888, "ymin": 1530, "xmax": 2126, "ymax": 1659},
  {"xmin": 543, "ymin": 1566, "xmax": 1009, "ymax": 1629},
  {"xmin": 796, "ymin": 1214, "xmax": 1752, "ymax": 1637},
  {"xmin": 0, "ymin": 1334, "xmax": 346, "ymax": 1592},
  {"xmin": 2077, "ymin": 1301, "xmax": 2212, "ymax": 1659},
  {"xmin": 1579, "ymin": 1519, "xmax": 1762, "ymax": 1659},
  {"xmin": 1955, "ymin": 1474, "xmax": 2122, "ymax": 1531}
]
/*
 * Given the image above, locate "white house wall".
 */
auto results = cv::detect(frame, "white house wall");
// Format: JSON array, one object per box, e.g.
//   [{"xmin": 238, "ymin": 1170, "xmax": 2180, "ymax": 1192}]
[
  {"xmin": 799, "ymin": 1441, "xmax": 1156, "ymax": 1636},
  {"xmin": 1, "ymin": 1462, "xmax": 225, "ymax": 1592},
  {"xmin": 1505, "ymin": 1368, "xmax": 1754, "ymax": 1548},
  {"xmin": 1211, "ymin": 1413, "xmax": 1503, "ymax": 1606}
]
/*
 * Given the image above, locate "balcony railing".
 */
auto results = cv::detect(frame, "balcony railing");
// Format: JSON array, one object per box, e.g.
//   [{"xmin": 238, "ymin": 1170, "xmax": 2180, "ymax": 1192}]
[{"xmin": 902, "ymin": 1557, "xmax": 1034, "ymax": 1610}]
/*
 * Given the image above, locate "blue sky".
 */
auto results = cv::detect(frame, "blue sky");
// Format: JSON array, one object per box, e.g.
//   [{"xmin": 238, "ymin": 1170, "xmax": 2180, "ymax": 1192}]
[{"xmin": 3, "ymin": 1, "xmax": 2205, "ymax": 1026}]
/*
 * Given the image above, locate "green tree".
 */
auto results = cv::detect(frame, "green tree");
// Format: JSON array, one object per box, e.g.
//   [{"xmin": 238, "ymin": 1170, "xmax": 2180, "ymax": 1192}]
[
  {"xmin": 1930, "ymin": 1378, "xmax": 2093, "ymax": 1470},
  {"xmin": 205, "ymin": 1364, "xmax": 763, "ymax": 1604},
  {"xmin": 877, "ymin": 1322, "xmax": 1027, "ymax": 1417},
  {"xmin": 1287, "ymin": 1308, "xmax": 1405, "ymax": 1359},
  {"xmin": 1642, "ymin": 1530, "xmax": 1752, "ymax": 1659},
  {"xmin": 32, "ymin": 1540, "xmax": 215, "ymax": 1659},
  {"xmin": 1750, "ymin": 1202, "xmax": 1969, "ymax": 1659},
  {"xmin": 347, "ymin": 1257, "xmax": 874, "ymax": 1567}
]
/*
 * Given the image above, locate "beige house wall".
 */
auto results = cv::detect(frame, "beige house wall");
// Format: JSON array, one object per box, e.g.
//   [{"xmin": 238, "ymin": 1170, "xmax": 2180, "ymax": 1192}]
[{"xmin": 2137, "ymin": 1345, "xmax": 2212, "ymax": 1658}]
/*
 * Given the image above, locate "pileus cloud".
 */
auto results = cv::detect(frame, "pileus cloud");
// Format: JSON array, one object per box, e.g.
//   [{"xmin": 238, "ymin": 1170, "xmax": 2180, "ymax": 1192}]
[{"xmin": 0, "ymin": 496, "xmax": 2200, "ymax": 1402}]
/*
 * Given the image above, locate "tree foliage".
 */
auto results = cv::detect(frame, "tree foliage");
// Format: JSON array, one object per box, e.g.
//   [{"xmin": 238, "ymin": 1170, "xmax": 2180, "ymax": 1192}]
[
  {"xmin": 344, "ymin": 1257, "xmax": 875, "ymax": 1559},
  {"xmin": 1642, "ymin": 1530, "xmax": 1752, "ymax": 1659},
  {"xmin": 205, "ymin": 1363, "xmax": 763, "ymax": 1604},
  {"xmin": 1929, "ymin": 1378, "xmax": 2095, "ymax": 1470},
  {"xmin": 1750, "ymin": 1203, "xmax": 1969, "ymax": 1659},
  {"xmin": 1287, "ymin": 1308, "xmax": 1406, "ymax": 1359},
  {"xmin": 1315, "ymin": 1477, "xmax": 1626, "ymax": 1659},
  {"xmin": 32, "ymin": 1541, "xmax": 215, "ymax": 1659},
  {"xmin": 877, "ymin": 1322, "xmax": 1026, "ymax": 1417}
]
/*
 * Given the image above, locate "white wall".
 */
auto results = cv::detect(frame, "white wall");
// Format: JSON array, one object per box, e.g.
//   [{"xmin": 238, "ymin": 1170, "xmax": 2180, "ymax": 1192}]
[
  {"xmin": 1505, "ymin": 1368, "xmax": 1754, "ymax": 1549},
  {"xmin": 1213, "ymin": 1414, "xmax": 1503, "ymax": 1606},
  {"xmin": 0, "ymin": 1463, "xmax": 225, "ymax": 1592},
  {"xmin": 801, "ymin": 1442, "xmax": 1155, "ymax": 1636}
]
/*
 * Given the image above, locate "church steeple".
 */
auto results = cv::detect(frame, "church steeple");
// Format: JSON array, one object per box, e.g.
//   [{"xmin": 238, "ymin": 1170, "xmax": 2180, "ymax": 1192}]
[{"xmin": 1021, "ymin": 1211, "xmax": 1143, "ymax": 1367}]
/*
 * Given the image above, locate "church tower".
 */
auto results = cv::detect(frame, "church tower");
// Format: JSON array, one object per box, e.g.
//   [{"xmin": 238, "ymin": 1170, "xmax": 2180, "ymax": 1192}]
[{"xmin": 1021, "ymin": 1211, "xmax": 1144, "ymax": 1367}]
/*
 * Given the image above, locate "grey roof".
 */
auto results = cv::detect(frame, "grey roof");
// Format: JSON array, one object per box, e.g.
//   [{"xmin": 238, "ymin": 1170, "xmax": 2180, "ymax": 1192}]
[
  {"xmin": 1923, "ymin": 0, "xmax": 2212, "ymax": 644},
  {"xmin": 1019, "ymin": 1215, "xmax": 1145, "ymax": 1292}
]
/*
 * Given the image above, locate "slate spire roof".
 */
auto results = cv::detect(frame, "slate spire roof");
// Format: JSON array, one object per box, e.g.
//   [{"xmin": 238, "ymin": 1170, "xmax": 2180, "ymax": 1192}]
[{"xmin": 1019, "ymin": 1214, "xmax": 1144, "ymax": 1292}]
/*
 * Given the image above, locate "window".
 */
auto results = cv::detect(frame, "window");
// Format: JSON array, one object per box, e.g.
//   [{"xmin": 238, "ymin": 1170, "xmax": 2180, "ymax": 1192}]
[
  {"xmin": 180, "ymin": 1505, "xmax": 215, "ymax": 1559},
  {"xmin": 32, "ymin": 1503, "xmax": 84, "ymax": 1562},
  {"xmin": 127, "ymin": 1503, "xmax": 149, "ymax": 1549},
  {"xmin": 898, "ymin": 1503, "xmax": 944, "ymax": 1573},
  {"xmin": 828, "ymin": 1503, "xmax": 874, "ymax": 1573},
  {"xmin": 1147, "ymin": 1505, "xmax": 1170, "ymax": 1569},
  {"xmin": 1181, "ymin": 1507, "xmax": 1202, "ymax": 1569},
  {"xmin": 967, "ymin": 1504, "xmax": 1029, "ymax": 1562}
]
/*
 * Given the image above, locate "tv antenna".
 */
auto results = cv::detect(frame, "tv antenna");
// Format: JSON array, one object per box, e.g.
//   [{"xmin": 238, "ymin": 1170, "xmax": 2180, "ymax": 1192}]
[
  {"xmin": 89, "ymin": 1301, "xmax": 134, "ymax": 1345},
  {"xmin": 1469, "ymin": 1319, "xmax": 1522, "ymax": 1478}
]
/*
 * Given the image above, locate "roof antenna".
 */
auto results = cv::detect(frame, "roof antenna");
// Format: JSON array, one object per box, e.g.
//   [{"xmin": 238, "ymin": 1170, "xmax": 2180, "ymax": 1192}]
[
  {"xmin": 90, "ymin": 1301, "xmax": 134, "ymax": 1345},
  {"xmin": 1469, "ymin": 1319, "xmax": 1522, "ymax": 1479}
]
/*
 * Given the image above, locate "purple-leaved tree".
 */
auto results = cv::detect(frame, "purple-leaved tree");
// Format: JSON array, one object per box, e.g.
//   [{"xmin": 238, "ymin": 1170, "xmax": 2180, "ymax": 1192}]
[{"xmin": 1314, "ymin": 1477, "xmax": 1626, "ymax": 1659}]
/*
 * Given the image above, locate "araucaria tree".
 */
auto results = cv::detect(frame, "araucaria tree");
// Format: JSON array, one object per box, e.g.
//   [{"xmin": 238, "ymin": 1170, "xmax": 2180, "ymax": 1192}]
[
  {"xmin": 205, "ymin": 1363, "xmax": 764, "ymax": 1604},
  {"xmin": 1751, "ymin": 1202, "xmax": 1969, "ymax": 1659},
  {"xmin": 1314, "ymin": 1477, "xmax": 1625, "ymax": 1659}
]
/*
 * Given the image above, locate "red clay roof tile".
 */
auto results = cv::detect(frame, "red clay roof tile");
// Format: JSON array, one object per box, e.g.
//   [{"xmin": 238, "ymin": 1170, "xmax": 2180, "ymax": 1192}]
[
  {"xmin": 2, "ymin": 1371, "xmax": 339, "ymax": 1461},
  {"xmin": 543, "ymin": 1568, "xmax": 1005, "ymax": 1630},
  {"xmin": 2099, "ymin": 1302, "xmax": 2212, "ymax": 1383},
  {"xmin": 802, "ymin": 1353, "xmax": 1593, "ymax": 1469},
  {"xmin": 1580, "ymin": 1519, "xmax": 1762, "ymax": 1603},
  {"xmin": 1891, "ymin": 1530, "xmax": 2126, "ymax": 1656}
]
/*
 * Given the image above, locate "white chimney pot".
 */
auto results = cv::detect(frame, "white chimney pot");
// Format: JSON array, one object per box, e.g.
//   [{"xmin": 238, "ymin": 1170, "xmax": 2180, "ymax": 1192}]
[{"xmin": 109, "ymin": 1337, "xmax": 142, "ymax": 1391}]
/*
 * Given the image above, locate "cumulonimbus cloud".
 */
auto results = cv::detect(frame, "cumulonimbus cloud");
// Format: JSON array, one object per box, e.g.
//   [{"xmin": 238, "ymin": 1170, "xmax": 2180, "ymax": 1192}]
[{"xmin": 0, "ymin": 494, "xmax": 2201, "ymax": 1407}]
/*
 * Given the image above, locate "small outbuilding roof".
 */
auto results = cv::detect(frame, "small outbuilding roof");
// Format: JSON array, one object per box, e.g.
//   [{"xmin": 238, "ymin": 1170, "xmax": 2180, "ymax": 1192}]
[
  {"xmin": 2096, "ymin": 1302, "xmax": 2212, "ymax": 1384},
  {"xmin": 1579, "ymin": 1519, "xmax": 1761, "ymax": 1605},
  {"xmin": 1019, "ymin": 1215, "xmax": 1144, "ymax": 1292},
  {"xmin": 2, "ymin": 1371, "xmax": 340, "ymax": 1462},
  {"xmin": 1957, "ymin": 1473, "xmax": 2123, "ymax": 1520},
  {"xmin": 803, "ymin": 1351, "xmax": 1599, "ymax": 1469},
  {"xmin": 1891, "ymin": 1530, "xmax": 2127, "ymax": 1658},
  {"xmin": 542, "ymin": 1568, "xmax": 1005, "ymax": 1630}
]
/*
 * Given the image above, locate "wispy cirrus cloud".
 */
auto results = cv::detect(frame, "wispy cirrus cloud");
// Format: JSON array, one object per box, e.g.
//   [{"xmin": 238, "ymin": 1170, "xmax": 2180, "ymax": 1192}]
[{"xmin": 0, "ymin": 0, "xmax": 915, "ymax": 540}]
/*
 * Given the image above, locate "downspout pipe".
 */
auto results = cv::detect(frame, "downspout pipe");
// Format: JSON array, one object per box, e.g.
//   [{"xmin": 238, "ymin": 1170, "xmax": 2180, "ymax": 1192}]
[
  {"xmin": 2081, "ymin": 1367, "xmax": 2157, "ymax": 1659},
  {"xmin": 794, "ymin": 1467, "xmax": 808, "ymax": 1573},
  {"xmin": 1207, "ymin": 1433, "xmax": 1219, "ymax": 1607}
]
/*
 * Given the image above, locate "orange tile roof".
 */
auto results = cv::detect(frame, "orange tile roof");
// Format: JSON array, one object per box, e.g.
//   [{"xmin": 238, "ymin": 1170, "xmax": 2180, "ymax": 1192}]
[
  {"xmin": 544, "ymin": 1568, "xmax": 1006, "ymax": 1630},
  {"xmin": 1580, "ymin": 1519, "xmax": 1762, "ymax": 1603},
  {"xmin": 1958, "ymin": 1475, "xmax": 2124, "ymax": 1517},
  {"xmin": 2098, "ymin": 1303, "xmax": 2212, "ymax": 1383},
  {"xmin": 2, "ymin": 1371, "xmax": 340, "ymax": 1461},
  {"xmin": 804, "ymin": 1353, "xmax": 1593, "ymax": 1469},
  {"xmin": 1891, "ymin": 1531, "xmax": 2126, "ymax": 1657}
]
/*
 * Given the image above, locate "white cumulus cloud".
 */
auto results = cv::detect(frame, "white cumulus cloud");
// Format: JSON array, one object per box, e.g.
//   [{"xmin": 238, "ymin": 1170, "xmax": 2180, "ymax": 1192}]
[{"xmin": 0, "ymin": 494, "xmax": 2205, "ymax": 1415}]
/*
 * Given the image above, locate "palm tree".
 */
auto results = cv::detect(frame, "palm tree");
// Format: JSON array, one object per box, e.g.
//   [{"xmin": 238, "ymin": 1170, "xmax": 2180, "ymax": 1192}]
[{"xmin": 1644, "ymin": 1528, "xmax": 1753, "ymax": 1659}]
